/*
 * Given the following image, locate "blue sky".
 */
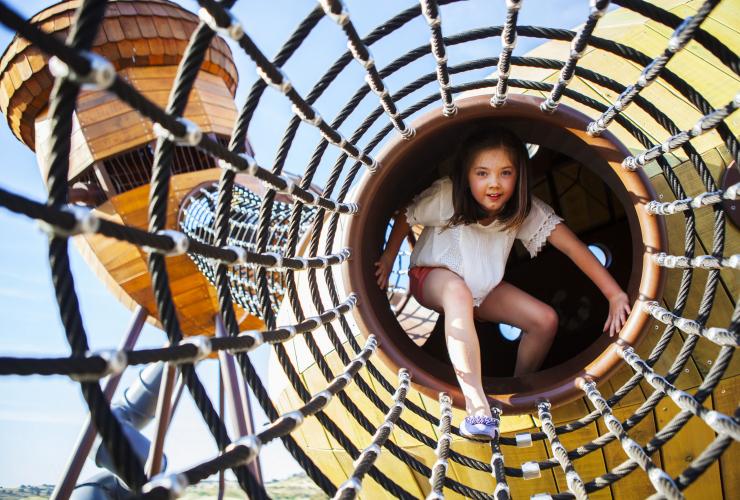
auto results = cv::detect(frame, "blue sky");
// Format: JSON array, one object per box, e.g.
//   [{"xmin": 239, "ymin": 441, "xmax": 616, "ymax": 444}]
[{"xmin": 0, "ymin": 0, "xmax": 593, "ymax": 489}]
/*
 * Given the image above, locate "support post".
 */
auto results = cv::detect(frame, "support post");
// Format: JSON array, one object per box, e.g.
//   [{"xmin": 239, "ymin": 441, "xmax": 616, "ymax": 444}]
[
  {"xmin": 218, "ymin": 364, "xmax": 226, "ymax": 500},
  {"xmin": 215, "ymin": 314, "xmax": 263, "ymax": 484},
  {"xmin": 51, "ymin": 307, "xmax": 148, "ymax": 500},
  {"xmin": 144, "ymin": 363, "xmax": 178, "ymax": 477}
]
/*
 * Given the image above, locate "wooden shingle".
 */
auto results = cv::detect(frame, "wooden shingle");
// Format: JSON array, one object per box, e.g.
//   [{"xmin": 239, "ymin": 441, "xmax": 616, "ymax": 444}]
[
  {"xmin": 103, "ymin": 17, "xmax": 126, "ymax": 43},
  {"xmin": 137, "ymin": 15, "xmax": 157, "ymax": 38}
]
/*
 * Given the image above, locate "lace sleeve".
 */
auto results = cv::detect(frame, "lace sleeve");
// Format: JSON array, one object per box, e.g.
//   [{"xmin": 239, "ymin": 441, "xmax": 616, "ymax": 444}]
[{"xmin": 516, "ymin": 197, "xmax": 563, "ymax": 258}]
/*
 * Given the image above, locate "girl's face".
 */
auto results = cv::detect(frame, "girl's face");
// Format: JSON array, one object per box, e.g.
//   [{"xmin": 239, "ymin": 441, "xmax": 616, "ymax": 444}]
[{"xmin": 466, "ymin": 146, "xmax": 518, "ymax": 217}]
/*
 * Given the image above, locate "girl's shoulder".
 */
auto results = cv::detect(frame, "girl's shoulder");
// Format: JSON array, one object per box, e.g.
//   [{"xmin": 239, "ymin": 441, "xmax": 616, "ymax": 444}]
[
  {"xmin": 528, "ymin": 195, "xmax": 558, "ymax": 219},
  {"xmin": 411, "ymin": 177, "xmax": 453, "ymax": 204},
  {"xmin": 434, "ymin": 176, "xmax": 454, "ymax": 200},
  {"xmin": 430, "ymin": 176, "xmax": 453, "ymax": 192},
  {"xmin": 406, "ymin": 177, "xmax": 454, "ymax": 227}
]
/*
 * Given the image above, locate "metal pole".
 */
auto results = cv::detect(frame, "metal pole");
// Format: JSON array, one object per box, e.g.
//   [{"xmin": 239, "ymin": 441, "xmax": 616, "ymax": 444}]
[
  {"xmin": 217, "ymin": 363, "xmax": 226, "ymax": 500},
  {"xmin": 214, "ymin": 314, "xmax": 263, "ymax": 484},
  {"xmin": 51, "ymin": 307, "xmax": 148, "ymax": 500},
  {"xmin": 168, "ymin": 371, "xmax": 185, "ymax": 426},
  {"xmin": 144, "ymin": 363, "xmax": 178, "ymax": 477}
]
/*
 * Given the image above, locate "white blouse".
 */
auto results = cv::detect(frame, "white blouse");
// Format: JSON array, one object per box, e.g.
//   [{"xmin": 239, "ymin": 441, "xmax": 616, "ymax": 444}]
[{"xmin": 405, "ymin": 177, "xmax": 563, "ymax": 306}]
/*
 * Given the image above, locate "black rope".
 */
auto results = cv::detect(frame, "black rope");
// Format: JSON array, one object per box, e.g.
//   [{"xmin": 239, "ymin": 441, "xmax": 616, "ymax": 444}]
[
  {"xmin": 0, "ymin": 0, "xmax": 736, "ymax": 497},
  {"xmin": 39, "ymin": 0, "xmax": 147, "ymax": 491}
]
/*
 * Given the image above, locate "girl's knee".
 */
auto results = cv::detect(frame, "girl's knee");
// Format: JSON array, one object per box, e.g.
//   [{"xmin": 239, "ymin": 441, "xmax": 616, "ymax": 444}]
[
  {"xmin": 539, "ymin": 306, "xmax": 559, "ymax": 336},
  {"xmin": 441, "ymin": 279, "xmax": 473, "ymax": 307}
]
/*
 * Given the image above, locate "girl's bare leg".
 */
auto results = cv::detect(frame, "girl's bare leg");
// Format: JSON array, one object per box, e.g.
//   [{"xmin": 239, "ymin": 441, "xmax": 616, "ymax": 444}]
[
  {"xmin": 474, "ymin": 281, "xmax": 558, "ymax": 376},
  {"xmin": 417, "ymin": 268, "xmax": 490, "ymax": 417}
]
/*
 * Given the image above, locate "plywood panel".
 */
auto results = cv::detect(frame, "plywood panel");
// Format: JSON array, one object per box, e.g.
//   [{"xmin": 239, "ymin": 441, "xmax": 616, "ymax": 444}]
[
  {"xmin": 551, "ymin": 397, "xmax": 591, "ymax": 424},
  {"xmin": 296, "ymin": 449, "xmax": 350, "ymax": 494},
  {"xmin": 596, "ymin": 402, "xmax": 663, "ymax": 498},
  {"xmin": 83, "ymin": 109, "xmax": 150, "ymax": 142},
  {"xmin": 86, "ymin": 123, "xmax": 153, "ymax": 160},
  {"xmin": 713, "ymin": 375, "xmax": 739, "ymax": 500},
  {"xmin": 650, "ymin": 151, "xmax": 740, "ymax": 381},
  {"xmin": 301, "ymin": 358, "xmax": 374, "ymax": 449},
  {"xmin": 357, "ymin": 448, "xmax": 427, "ymax": 500},
  {"xmin": 77, "ymin": 91, "xmax": 135, "ymax": 120},
  {"xmin": 499, "ymin": 439, "xmax": 559, "ymax": 498},
  {"xmin": 655, "ymin": 395, "xmax": 722, "ymax": 499},
  {"xmin": 553, "ymin": 422, "xmax": 612, "ymax": 499},
  {"xmin": 636, "ymin": 325, "xmax": 704, "ymax": 393},
  {"xmin": 605, "ymin": 362, "xmax": 649, "ymax": 409}
]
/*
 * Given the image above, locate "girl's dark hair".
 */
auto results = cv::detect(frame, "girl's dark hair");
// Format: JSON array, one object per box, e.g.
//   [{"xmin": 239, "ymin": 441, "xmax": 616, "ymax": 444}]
[{"xmin": 447, "ymin": 126, "xmax": 531, "ymax": 231}]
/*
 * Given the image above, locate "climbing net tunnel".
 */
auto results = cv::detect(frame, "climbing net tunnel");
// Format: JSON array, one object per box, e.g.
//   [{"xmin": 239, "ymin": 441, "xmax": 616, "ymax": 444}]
[{"xmin": 0, "ymin": 0, "xmax": 738, "ymax": 498}]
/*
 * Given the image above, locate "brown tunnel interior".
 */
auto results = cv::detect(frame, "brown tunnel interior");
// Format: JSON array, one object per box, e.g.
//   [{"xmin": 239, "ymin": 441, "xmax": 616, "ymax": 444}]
[{"xmin": 344, "ymin": 95, "xmax": 656, "ymax": 410}]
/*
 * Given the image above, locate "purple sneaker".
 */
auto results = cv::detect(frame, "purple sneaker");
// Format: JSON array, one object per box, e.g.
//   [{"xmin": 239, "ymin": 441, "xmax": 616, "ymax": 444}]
[{"xmin": 460, "ymin": 415, "xmax": 499, "ymax": 442}]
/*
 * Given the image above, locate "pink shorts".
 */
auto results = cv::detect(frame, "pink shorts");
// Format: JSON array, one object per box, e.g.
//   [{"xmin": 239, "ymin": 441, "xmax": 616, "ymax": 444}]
[{"xmin": 408, "ymin": 266, "xmax": 441, "ymax": 304}]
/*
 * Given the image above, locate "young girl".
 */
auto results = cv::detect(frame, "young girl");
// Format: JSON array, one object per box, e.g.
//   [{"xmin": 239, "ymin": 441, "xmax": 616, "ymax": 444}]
[{"xmin": 375, "ymin": 128, "xmax": 631, "ymax": 441}]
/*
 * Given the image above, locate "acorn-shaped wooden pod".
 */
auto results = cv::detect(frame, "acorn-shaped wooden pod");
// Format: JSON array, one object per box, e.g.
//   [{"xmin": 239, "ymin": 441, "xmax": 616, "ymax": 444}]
[{"xmin": 0, "ymin": 0, "xmax": 262, "ymax": 335}]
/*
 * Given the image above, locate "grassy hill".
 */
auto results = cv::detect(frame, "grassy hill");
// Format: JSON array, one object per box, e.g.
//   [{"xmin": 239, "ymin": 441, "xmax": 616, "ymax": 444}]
[{"xmin": 0, "ymin": 474, "xmax": 327, "ymax": 499}]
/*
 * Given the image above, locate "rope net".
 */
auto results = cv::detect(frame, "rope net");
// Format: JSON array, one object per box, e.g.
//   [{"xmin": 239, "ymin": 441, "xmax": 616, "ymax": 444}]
[{"xmin": 0, "ymin": 0, "xmax": 737, "ymax": 498}]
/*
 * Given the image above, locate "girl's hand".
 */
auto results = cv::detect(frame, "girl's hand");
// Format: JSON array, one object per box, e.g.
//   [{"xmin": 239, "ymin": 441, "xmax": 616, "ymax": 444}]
[
  {"xmin": 374, "ymin": 252, "xmax": 395, "ymax": 289},
  {"xmin": 603, "ymin": 291, "xmax": 631, "ymax": 337}
]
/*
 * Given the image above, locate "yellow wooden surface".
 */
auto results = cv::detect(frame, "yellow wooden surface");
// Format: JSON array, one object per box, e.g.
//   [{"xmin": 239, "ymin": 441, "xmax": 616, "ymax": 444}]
[
  {"xmin": 554, "ymin": 422, "xmax": 612, "ymax": 499},
  {"xmin": 596, "ymin": 402, "xmax": 664, "ymax": 499},
  {"xmin": 274, "ymin": 1, "xmax": 740, "ymax": 496},
  {"xmin": 714, "ymin": 375, "xmax": 740, "ymax": 499},
  {"xmin": 501, "ymin": 439, "xmax": 560, "ymax": 498},
  {"xmin": 649, "ymin": 150, "xmax": 739, "ymax": 384},
  {"xmin": 655, "ymin": 394, "xmax": 723, "ymax": 499}
]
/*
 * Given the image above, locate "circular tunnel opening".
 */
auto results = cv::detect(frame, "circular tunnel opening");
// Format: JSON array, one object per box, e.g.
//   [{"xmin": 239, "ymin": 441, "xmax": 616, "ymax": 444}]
[{"xmin": 344, "ymin": 94, "xmax": 666, "ymax": 412}]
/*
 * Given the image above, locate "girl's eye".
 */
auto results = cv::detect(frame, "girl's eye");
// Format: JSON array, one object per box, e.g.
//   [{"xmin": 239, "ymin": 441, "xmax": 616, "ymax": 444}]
[
  {"xmin": 476, "ymin": 171, "xmax": 487, "ymax": 177},
  {"xmin": 502, "ymin": 170, "xmax": 513, "ymax": 176}
]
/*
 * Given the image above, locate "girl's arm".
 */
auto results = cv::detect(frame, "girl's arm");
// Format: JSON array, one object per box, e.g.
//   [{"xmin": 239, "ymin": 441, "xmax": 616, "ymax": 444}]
[
  {"xmin": 546, "ymin": 223, "xmax": 631, "ymax": 337},
  {"xmin": 374, "ymin": 210, "xmax": 411, "ymax": 289}
]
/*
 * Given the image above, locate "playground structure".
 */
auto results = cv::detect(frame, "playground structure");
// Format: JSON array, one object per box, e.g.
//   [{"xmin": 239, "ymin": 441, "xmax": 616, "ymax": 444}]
[{"xmin": 0, "ymin": 0, "xmax": 738, "ymax": 498}]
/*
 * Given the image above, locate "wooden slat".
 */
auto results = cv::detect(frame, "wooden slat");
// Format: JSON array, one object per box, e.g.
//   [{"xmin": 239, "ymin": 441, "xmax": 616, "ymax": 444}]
[
  {"xmin": 604, "ymin": 362, "xmax": 649, "ymax": 409},
  {"xmin": 655, "ymin": 394, "xmax": 722, "ymax": 499},
  {"xmin": 68, "ymin": 119, "xmax": 95, "ymax": 179},
  {"xmin": 713, "ymin": 375, "xmax": 739, "ymax": 500},
  {"xmin": 649, "ymin": 150, "xmax": 740, "ymax": 381},
  {"xmin": 77, "ymin": 91, "xmax": 132, "ymax": 118},
  {"xmin": 499, "ymin": 438, "xmax": 559, "ymax": 498},
  {"xmin": 636, "ymin": 323, "xmax": 704, "ymax": 393},
  {"xmin": 81, "ymin": 109, "xmax": 149, "ymax": 143},
  {"xmin": 596, "ymin": 402, "xmax": 663, "ymax": 498},
  {"xmin": 554, "ymin": 423, "xmax": 612, "ymax": 499},
  {"xmin": 122, "ymin": 64, "xmax": 178, "ymax": 80},
  {"xmin": 85, "ymin": 122, "xmax": 152, "ymax": 160}
]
